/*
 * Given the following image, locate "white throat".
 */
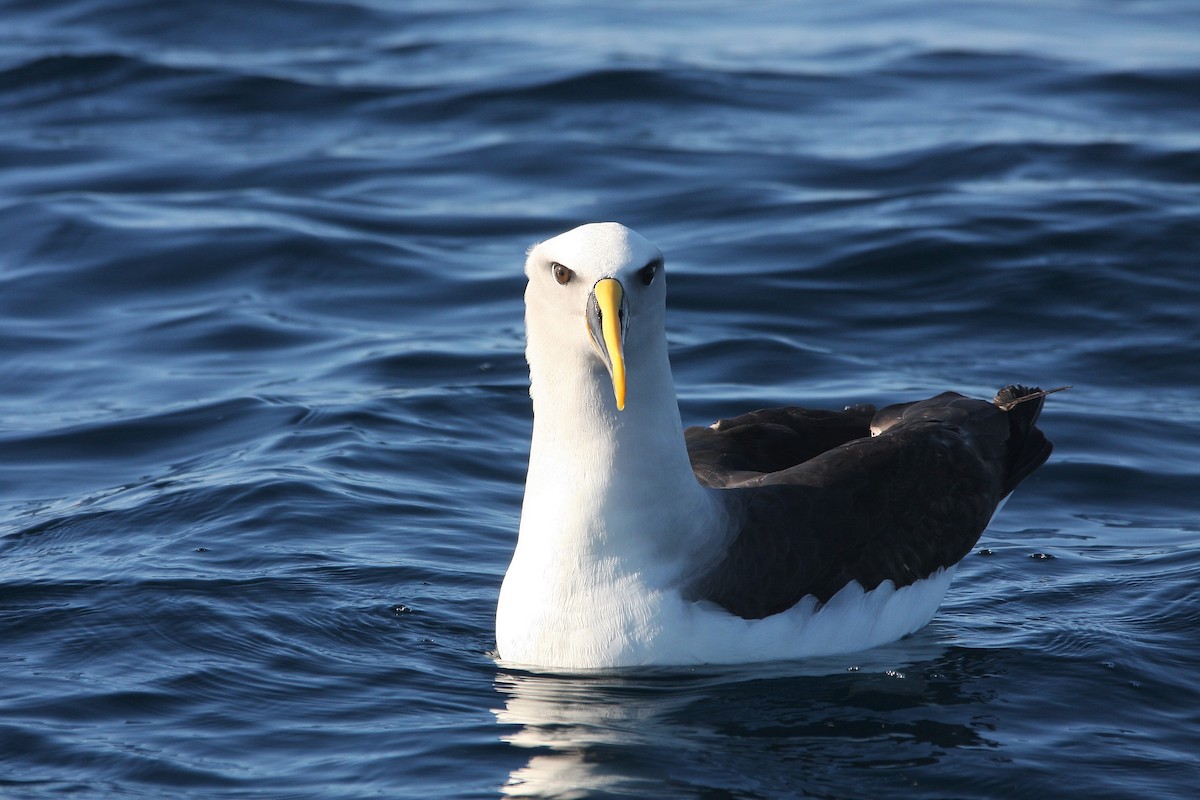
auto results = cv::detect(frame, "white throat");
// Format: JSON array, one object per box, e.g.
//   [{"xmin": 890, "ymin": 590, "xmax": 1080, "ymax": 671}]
[{"xmin": 519, "ymin": 314, "xmax": 712, "ymax": 562}]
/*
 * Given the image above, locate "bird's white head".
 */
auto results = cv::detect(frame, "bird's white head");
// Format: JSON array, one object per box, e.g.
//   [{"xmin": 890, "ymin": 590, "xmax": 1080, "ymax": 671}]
[{"xmin": 524, "ymin": 222, "xmax": 666, "ymax": 414}]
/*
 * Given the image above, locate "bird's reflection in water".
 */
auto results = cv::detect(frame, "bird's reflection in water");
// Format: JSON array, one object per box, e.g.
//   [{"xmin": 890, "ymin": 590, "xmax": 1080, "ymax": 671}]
[
  {"xmin": 493, "ymin": 637, "xmax": 998, "ymax": 798},
  {"xmin": 494, "ymin": 667, "xmax": 698, "ymax": 798}
]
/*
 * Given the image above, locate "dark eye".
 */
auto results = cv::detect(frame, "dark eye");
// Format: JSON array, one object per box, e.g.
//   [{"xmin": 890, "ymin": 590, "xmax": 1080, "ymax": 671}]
[
  {"xmin": 638, "ymin": 259, "xmax": 661, "ymax": 286},
  {"xmin": 551, "ymin": 262, "xmax": 573, "ymax": 285}
]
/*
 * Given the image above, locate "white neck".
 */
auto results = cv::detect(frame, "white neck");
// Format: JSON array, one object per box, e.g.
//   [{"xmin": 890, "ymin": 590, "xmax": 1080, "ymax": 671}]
[
  {"xmin": 518, "ymin": 325, "xmax": 715, "ymax": 571},
  {"xmin": 497, "ymin": 325, "xmax": 723, "ymax": 666}
]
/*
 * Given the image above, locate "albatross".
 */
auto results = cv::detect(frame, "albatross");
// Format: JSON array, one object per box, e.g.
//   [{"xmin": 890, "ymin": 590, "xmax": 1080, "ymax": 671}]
[{"xmin": 496, "ymin": 222, "xmax": 1059, "ymax": 670}]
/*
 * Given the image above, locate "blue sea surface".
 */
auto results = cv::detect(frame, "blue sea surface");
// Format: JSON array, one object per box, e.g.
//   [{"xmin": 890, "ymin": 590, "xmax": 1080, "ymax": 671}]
[{"xmin": 2, "ymin": 1, "xmax": 1199, "ymax": 797}]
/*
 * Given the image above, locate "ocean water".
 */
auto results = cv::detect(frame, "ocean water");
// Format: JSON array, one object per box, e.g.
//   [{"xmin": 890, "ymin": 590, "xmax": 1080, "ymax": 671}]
[{"xmin": 2, "ymin": 0, "xmax": 1199, "ymax": 797}]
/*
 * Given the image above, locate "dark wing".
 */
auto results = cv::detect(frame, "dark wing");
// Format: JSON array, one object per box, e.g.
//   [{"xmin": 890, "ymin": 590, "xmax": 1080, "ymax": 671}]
[
  {"xmin": 685, "ymin": 404, "xmax": 876, "ymax": 488},
  {"xmin": 688, "ymin": 387, "xmax": 1053, "ymax": 620}
]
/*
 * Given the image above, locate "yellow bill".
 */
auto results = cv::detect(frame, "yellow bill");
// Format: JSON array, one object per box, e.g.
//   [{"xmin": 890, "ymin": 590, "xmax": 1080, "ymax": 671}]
[{"xmin": 591, "ymin": 278, "xmax": 626, "ymax": 411}]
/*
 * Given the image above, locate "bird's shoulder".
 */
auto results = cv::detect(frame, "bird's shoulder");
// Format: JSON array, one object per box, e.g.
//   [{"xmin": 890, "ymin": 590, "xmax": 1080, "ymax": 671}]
[{"xmin": 684, "ymin": 403, "xmax": 876, "ymax": 488}]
